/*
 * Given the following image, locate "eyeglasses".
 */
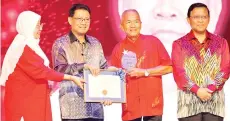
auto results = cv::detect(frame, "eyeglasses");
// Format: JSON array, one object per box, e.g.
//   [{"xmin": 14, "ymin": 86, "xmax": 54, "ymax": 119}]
[
  {"xmin": 73, "ymin": 17, "xmax": 90, "ymax": 23},
  {"xmin": 190, "ymin": 16, "xmax": 209, "ymax": 20}
]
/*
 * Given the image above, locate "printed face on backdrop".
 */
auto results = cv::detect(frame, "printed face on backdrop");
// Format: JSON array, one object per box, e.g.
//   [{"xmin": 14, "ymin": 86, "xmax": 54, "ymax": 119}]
[{"xmin": 110, "ymin": 0, "xmax": 222, "ymax": 53}]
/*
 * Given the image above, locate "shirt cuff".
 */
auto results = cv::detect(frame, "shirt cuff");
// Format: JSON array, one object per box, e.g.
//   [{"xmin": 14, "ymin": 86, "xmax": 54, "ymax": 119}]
[
  {"xmin": 207, "ymin": 84, "xmax": 217, "ymax": 93},
  {"xmin": 56, "ymin": 73, "xmax": 65, "ymax": 82},
  {"xmin": 190, "ymin": 84, "xmax": 199, "ymax": 94}
]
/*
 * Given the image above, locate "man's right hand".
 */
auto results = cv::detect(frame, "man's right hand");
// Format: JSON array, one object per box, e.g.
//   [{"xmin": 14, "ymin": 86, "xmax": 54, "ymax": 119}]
[{"xmin": 196, "ymin": 88, "xmax": 213, "ymax": 102}]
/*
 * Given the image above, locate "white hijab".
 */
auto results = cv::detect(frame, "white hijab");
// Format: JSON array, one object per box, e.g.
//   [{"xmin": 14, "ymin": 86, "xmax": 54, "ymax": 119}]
[{"xmin": 0, "ymin": 11, "xmax": 50, "ymax": 86}]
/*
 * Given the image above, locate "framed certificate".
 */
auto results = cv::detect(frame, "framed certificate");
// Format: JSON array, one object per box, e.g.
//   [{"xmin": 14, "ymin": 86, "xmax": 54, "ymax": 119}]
[{"xmin": 83, "ymin": 69, "xmax": 126, "ymax": 103}]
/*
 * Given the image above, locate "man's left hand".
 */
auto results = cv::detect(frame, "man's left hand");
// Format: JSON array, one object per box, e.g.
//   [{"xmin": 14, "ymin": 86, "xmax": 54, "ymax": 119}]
[{"xmin": 101, "ymin": 100, "xmax": 112, "ymax": 106}]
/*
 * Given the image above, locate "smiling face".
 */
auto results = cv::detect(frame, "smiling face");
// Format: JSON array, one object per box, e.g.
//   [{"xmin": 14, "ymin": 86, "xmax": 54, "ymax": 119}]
[
  {"xmin": 68, "ymin": 9, "xmax": 90, "ymax": 35},
  {"xmin": 121, "ymin": 10, "xmax": 142, "ymax": 38},
  {"xmin": 33, "ymin": 20, "xmax": 43, "ymax": 39},
  {"xmin": 187, "ymin": 7, "xmax": 210, "ymax": 34}
]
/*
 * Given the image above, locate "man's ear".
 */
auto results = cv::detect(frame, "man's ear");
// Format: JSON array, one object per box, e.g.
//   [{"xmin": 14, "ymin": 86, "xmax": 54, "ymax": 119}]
[
  {"xmin": 68, "ymin": 17, "xmax": 72, "ymax": 25},
  {"xmin": 187, "ymin": 17, "xmax": 190, "ymax": 25}
]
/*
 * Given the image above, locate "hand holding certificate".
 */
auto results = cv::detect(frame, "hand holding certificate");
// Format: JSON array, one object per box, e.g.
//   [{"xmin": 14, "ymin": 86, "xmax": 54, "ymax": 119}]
[{"xmin": 84, "ymin": 68, "xmax": 126, "ymax": 103}]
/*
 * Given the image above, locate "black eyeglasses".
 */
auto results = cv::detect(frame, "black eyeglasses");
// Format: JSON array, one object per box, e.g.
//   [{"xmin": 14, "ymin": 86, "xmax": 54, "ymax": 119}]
[{"xmin": 72, "ymin": 17, "xmax": 90, "ymax": 23}]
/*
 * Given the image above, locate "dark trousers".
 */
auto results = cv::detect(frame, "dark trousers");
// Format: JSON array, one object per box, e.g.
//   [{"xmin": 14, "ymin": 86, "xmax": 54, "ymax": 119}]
[
  {"xmin": 178, "ymin": 113, "xmax": 223, "ymax": 121},
  {"xmin": 129, "ymin": 116, "xmax": 162, "ymax": 121},
  {"xmin": 62, "ymin": 118, "xmax": 103, "ymax": 121}
]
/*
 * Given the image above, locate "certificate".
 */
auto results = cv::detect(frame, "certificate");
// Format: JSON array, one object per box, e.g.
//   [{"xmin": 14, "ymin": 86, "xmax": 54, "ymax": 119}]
[{"xmin": 84, "ymin": 69, "xmax": 126, "ymax": 103}]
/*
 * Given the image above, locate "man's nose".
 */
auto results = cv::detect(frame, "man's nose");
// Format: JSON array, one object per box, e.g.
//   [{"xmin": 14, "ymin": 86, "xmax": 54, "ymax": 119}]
[
  {"xmin": 152, "ymin": 0, "xmax": 178, "ymax": 20},
  {"xmin": 129, "ymin": 22, "xmax": 137, "ymax": 27}
]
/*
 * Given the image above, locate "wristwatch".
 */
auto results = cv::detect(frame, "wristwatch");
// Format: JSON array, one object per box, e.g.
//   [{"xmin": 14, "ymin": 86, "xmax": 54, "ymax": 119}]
[{"xmin": 144, "ymin": 70, "xmax": 150, "ymax": 76}]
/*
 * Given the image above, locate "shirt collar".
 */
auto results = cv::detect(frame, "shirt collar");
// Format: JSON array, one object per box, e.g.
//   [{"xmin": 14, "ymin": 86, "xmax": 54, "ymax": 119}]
[
  {"xmin": 124, "ymin": 34, "xmax": 142, "ymax": 44},
  {"xmin": 69, "ymin": 31, "xmax": 90, "ymax": 44},
  {"xmin": 187, "ymin": 30, "xmax": 211, "ymax": 42}
]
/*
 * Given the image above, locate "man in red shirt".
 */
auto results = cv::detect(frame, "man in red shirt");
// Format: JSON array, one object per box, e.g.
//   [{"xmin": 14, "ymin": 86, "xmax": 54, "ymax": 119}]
[{"xmin": 110, "ymin": 9, "xmax": 172, "ymax": 121}]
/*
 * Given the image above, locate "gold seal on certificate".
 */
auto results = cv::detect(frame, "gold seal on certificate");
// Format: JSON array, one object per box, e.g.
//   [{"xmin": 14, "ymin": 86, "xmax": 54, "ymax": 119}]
[
  {"xmin": 102, "ymin": 89, "xmax": 108, "ymax": 96},
  {"xmin": 84, "ymin": 69, "xmax": 126, "ymax": 103}
]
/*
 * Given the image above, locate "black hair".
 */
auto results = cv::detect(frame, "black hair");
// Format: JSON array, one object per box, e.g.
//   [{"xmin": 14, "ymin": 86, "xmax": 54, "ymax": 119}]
[
  {"xmin": 187, "ymin": 3, "xmax": 210, "ymax": 17},
  {"xmin": 69, "ymin": 3, "xmax": 91, "ymax": 17}
]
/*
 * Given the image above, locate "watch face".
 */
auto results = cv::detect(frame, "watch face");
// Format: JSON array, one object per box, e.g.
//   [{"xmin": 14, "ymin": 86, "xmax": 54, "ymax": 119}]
[{"xmin": 145, "ymin": 70, "xmax": 149, "ymax": 76}]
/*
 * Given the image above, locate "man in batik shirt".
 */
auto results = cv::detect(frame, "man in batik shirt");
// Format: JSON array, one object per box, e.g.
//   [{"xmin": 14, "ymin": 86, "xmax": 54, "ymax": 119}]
[
  {"xmin": 52, "ymin": 4, "xmax": 111, "ymax": 121},
  {"xmin": 110, "ymin": 9, "xmax": 172, "ymax": 121},
  {"xmin": 172, "ymin": 3, "xmax": 230, "ymax": 121}
]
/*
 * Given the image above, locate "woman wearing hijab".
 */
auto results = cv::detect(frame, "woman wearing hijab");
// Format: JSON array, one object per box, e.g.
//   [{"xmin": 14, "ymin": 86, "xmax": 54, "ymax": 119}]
[{"xmin": 0, "ymin": 11, "xmax": 84, "ymax": 121}]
